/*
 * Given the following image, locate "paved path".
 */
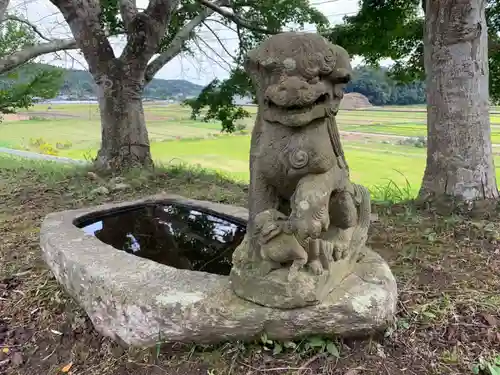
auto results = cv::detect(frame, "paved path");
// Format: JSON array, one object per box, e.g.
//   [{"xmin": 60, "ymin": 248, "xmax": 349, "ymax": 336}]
[{"xmin": 0, "ymin": 147, "xmax": 88, "ymax": 165}]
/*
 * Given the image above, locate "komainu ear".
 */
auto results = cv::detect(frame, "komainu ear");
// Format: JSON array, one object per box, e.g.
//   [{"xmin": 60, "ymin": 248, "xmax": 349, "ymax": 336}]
[{"xmin": 329, "ymin": 68, "xmax": 351, "ymax": 84}]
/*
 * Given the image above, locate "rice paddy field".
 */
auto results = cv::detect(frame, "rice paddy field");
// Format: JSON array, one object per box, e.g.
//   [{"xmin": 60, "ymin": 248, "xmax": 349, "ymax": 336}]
[{"xmin": 2, "ymin": 102, "xmax": 500, "ymax": 195}]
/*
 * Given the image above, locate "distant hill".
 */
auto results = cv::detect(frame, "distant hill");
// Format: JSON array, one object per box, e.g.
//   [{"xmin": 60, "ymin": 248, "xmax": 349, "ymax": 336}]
[
  {"xmin": 2, "ymin": 63, "xmax": 427, "ymax": 106},
  {"xmin": 3, "ymin": 63, "xmax": 204, "ymax": 100}
]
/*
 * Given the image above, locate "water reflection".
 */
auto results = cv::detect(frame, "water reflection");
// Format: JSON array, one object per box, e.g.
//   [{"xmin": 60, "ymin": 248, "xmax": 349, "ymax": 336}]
[{"xmin": 78, "ymin": 203, "xmax": 246, "ymax": 275}]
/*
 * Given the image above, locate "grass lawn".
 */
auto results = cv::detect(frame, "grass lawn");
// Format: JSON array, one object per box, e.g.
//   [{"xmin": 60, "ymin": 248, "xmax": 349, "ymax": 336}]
[
  {"xmin": 1, "ymin": 155, "xmax": 499, "ymax": 375},
  {"xmin": 60, "ymin": 135, "xmax": 425, "ymax": 193},
  {"xmin": 3, "ymin": 103, "xmax": 500, "ymax": 197},
  {"xmin": 60, "ymin": 135, "xmax": 500, "ymax": 199},
  {"xmin": 342, "ymin": 123, "xmax": 500, "ymax": 143},
  {"xmin": 3, "ymin": 103, "xmax": 499, "ymax": 149}
]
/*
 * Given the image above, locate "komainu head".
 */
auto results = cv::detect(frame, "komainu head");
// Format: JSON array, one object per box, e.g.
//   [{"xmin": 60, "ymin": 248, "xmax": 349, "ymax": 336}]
[{"xmin": 245, "ymin": 32, "xmax": 352, "ymax": 127}]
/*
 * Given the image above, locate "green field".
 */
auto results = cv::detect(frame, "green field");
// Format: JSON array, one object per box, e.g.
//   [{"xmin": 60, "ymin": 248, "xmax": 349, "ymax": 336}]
[{"xmin": 2, "ymin": 102, "xmax": 500, "ymax": 194}]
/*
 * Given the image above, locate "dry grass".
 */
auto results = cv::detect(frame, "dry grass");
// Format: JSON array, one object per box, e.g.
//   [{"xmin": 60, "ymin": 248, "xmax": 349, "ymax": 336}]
[{"xmin": 0, "ymin": 155, "xmax": 499, "ymax": 375}]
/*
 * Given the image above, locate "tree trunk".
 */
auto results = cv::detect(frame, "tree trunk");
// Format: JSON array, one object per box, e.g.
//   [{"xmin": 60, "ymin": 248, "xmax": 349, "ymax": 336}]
[
  {"xmin": 420, "ymin": 0, "xmax": 498, "ymax": 204},
  {"xmin": 94, "ymin": 59, "xmax": 153, "ymax": 171}
]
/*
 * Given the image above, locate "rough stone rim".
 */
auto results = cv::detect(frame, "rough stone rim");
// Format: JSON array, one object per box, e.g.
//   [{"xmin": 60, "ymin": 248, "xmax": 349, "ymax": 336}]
[
  {"xmin": 40, "ymin": 194, "xmax": 249, "ymax": 345},
  {"xmin": 40, "ymin": 194, "xmax": 396, "ymax": 347}
]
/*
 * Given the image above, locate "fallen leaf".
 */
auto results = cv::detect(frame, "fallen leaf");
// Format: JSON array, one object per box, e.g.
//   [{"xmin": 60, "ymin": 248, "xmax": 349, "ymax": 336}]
[
  {"xmin": 50, "ymin": 329, "xmax": 63, "ymax": 336},
  {"xmin": 13, "ymin": 271, "xmax": 30, "ymax": 277},
  {"xmin": 87, "ymin": 172, "xmax": 99, "ymax": 180},
  {"xmin": 61, "ymin": 362, "xmax": 73, "ymax": 373},
  {"xmin": 344, "ymin": 370, "xmax": 359, "ymax": 375},
  {"xmin": 1, "ymin": 348, "xmax": 8, "ymax": 354},
  {"xmin": 481, "ymin": 313, "xmax": 498, "ymax": 327},
  {"xmin": 11, "ymin": 352, "xmax": 23, "ymax": 366},
  {"xmin": 446, "ymin": 325, "xmax": 457, "ymax": 341}
]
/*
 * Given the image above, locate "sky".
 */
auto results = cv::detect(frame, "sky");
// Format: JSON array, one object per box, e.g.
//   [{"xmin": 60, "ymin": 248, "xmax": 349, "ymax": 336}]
[{"xmin": 8, "ymin": 0, "xmax": 367, "ymax": 85}]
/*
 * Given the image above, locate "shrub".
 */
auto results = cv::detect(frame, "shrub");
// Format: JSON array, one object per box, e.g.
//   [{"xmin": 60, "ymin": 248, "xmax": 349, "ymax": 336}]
[
  {"xmin": 28, "ymin": 137, "xmax": 61, "ymax": 155},
  {"xmin": 39, "ymin": 143, "xmax": 59, "ymax": 156},
  {"xmin": 56, "ymin": 141, "xmax": 73, "ymax": 149},
  {"xmin": 28, "ymin": 116, "xmax": 50, "ymax": 121},
  {"xmin": 397, "ymin": 136, "xmax": 427, "ymax": 148},
  {"xmin": 235, "ymin": 123, "xmax": 247, "ymax": 131}
]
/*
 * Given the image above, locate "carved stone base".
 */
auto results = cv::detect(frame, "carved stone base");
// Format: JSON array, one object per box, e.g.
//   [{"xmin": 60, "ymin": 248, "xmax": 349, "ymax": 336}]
[
  {"xmin": 40, "ymin": 195, "xmax": 398, "ymax": 346},
  {"xmin": 230, "ymin": 244, "xmax": 362, "ymax": 309},
  {"xmin": 230, "ymin": 235, "xmax": 396, "ymax": 311}
]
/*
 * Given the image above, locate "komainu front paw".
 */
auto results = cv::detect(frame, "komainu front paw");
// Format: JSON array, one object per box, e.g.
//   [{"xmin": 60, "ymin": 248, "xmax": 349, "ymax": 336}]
[
  {"xmin": 307, "ymin": 239, "xmax": 334, "ymax": 274},
  {"xmin": 287, "ymin": 259, "xmax": 307, "ymax": 281},
  {"xmin": 333, "ymin": 243, "xmax": 349, "ymax": 261},
  {"xmin": 259, "ymin": 260, "xmax": 278, "ymax": 276},
  {"xmin": 307, "ymin": 259, "xmax": 324, "ymax": 275}
]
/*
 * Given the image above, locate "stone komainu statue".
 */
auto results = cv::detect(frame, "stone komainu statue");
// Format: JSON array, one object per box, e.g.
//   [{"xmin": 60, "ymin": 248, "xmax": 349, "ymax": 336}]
[{"xmin": 229, "ymin": 32, "xmax": 372, "ymax": 309}]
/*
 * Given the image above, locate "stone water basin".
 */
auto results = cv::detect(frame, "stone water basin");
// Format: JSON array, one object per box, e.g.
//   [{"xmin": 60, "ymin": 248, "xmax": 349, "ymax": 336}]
[{"xmin": 40, "ymin": 194, "xmax": 397, "ymax": 347}]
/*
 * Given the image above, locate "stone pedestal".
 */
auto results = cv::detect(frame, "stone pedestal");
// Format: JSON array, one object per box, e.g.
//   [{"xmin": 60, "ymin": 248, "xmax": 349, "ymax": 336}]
[{"xmin": 40, "ymin": 195, "xmax": 397, "ymax": 347}]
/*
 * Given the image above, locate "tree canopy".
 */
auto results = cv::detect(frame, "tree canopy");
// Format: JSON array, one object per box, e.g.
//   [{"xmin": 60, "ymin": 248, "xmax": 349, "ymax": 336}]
[
  {"xmin": 0, "ymin": 17, "xmax": 65, "ymax": 115},
  {"xmin": 44, "ymin": 0, "xmax": 336, "ymax": 168},
  {"xmin": 345, "ymin": 65, "xmax": 425, "ymax": 106},
  {"xmin": 328, "ymin": 0, "xmax": 500, "ymax": 103},
  {"xmin": 158, "ymin": 0, "xmax": 328, "ymax": 132}
]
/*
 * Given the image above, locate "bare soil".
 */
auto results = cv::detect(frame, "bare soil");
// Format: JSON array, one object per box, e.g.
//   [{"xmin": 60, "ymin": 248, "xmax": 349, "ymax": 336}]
[{"xmin": 1, "ymin": 163, "xmax": 499, "ymax": 375}]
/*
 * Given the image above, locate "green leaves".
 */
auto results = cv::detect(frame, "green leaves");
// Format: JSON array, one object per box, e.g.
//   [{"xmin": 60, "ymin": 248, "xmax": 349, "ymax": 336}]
[
  {"xmin": 327, "ymin": 0, "xmax": 500, "ymax": 102},
  {"xmin": 184, "ymin": 0, "xmax": 330, "ymax": 130},
  {"xmin": 346, "ymin": 65, "xmax": 425, "ymax": 106},
  {"xmin": 326, "ymin": 341, "xmax": 340, "ymax": 358},
  {"xmin": 98, "ymin": 0, "xmax": 331, "ymax": 131},
  {"xmin": 472, "ymin": 355, "xmax": 500, "ymax": 375},
  {"xmin": 304, "ymin": 336, "xmax": 340, "ymax": 358},
  {"xmin": 327, "ymin": 0, "xmax": 424, "ymax": 86},
  {"xmin": 0, "ymin": 18, "xmax": 36, "ymax": 58},
  {"xmin": 0, "ymin": 65, "xmax": 64, "ymax": 115},
  {"xmin": 183, "ymin": 68, "xmax": 253, "ymax": 133},
  {"xmin": 258, "ymin": 333, "xmax": 340, "ymax": 358},
  {"xmin": 0, "ymin": 13, "xmax": 65, "ymax": 115}
]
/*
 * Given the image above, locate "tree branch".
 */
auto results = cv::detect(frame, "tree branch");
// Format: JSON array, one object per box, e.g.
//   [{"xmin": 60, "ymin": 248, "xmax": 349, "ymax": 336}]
[
  {"xmin": 143, "ymin": 0, "xmax": 178, "ymax": 23},
  {"xmin": 4, "ymin": 15, "xmax": 52, "ymax": 41},
  {"xmin": 145, "ymin": 1, "xmax": 217, "ymax": 81},
  {"xmin": 0, "ymin": 0, "xmax": 8, "ymax": 22},
  {"xmin": 203, "ymin": 20, "xmax": 236, "ymax": 60},
  {"xmin": 0, "ymin": 38, "xmax": 76, "ymax": 74},
  {"xmin": 120, "ymin": 0, "xmax": 180, "ymax": 67},
  {"xmin": 49, "ymin": 0, "xmax": 115, "ymax": 73},
  {"xmin": 196, "ymin": 0, "xmax": 279, "ymax": 34},
  {"xmin": 194, "ymin": 34, "xmax": 232, "ymax": 71},
  {"xmin": 205, "ymin": 18, "xmax": 237, "ymax": 33},
  {"xmin": 119, "ymin": 0, "xmax": 138, "ymax": 30}
]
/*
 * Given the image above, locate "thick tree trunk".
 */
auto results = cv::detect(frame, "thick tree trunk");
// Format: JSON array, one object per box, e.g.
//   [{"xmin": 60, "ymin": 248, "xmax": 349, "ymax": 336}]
[
  {"xmin": 420, "ymin": 0, "xmax": 498, "ymax": 204},
  {"xmin": 94, "ymin": 59, "xmax": 153, "ymax": 170},
  {"xmin": 0, "ymin": 0, "xmax": 9, "ymax": 22}
]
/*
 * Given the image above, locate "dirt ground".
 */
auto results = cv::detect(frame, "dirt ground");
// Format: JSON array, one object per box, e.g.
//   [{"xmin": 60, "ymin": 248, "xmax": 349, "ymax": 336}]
[
  {"xmin": 0, "ymin": 161, "xmax": 499, "ymax": 375},
  {"xmin": 2, "ymin": 114, "xmax": 31, "ymax": 121}
]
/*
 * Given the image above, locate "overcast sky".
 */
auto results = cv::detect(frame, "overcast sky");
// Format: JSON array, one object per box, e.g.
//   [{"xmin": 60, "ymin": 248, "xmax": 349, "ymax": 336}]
[{"xmin": 8, "ymin": 0, "xmax": 370, "ymax": 85}]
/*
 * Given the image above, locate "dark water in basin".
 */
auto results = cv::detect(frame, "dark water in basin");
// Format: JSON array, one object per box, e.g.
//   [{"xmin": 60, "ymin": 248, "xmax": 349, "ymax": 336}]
[{"xmin": 76, "ymin": 203, "xmax": 246, "ymax": 275}]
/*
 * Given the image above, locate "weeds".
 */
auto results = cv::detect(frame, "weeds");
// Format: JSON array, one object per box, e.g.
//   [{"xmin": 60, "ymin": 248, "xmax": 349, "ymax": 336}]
[
  {"xmin": 369, "ymin": 169, "xmax": 414, "ymax": 204},
  {"xmin": 473, "ymin": 355, "xmax": 500, "ymax": 375},
  {"xmin": 23, "ymin": 137, "xmax": 74, "ymax": 156},
  {"xmin": 1, "ymin": 156, "xmax": 500, "ymax": 375},
  {"xmin": 259, "ymin": 333, "xmax": 340, "ymax": 358}
]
